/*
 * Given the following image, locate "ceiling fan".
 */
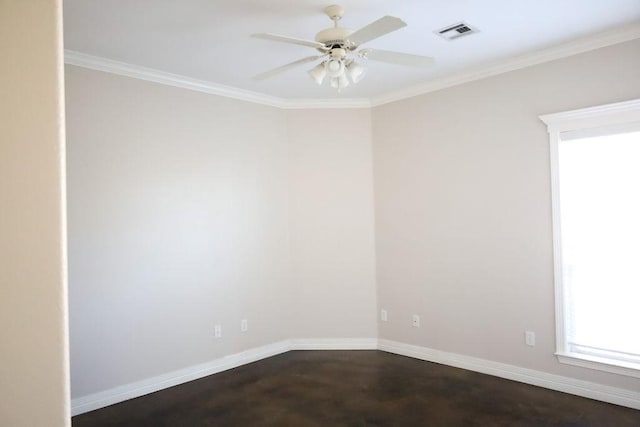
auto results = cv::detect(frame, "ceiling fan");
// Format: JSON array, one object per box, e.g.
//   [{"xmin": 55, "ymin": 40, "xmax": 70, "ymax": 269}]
[{"xmin": 251, "ymin": 4, "xmax": 435, "ymax": 92}]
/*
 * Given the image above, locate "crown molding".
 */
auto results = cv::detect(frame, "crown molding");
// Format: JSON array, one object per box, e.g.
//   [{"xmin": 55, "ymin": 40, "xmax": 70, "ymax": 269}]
[
  {"xmin": 64, "ymin": 50, "xmax": 288, "ymax": 108},
  {"xmin": 65, "ymin": 22, "xmax": 640, "ymax": 110},
  {"xmin": 64, "ymin": 50, "xmax": 369, "ymax": 110},
  {"xmin": 370, "ymin": 22, "xmax": 640, "ymax": 107}
]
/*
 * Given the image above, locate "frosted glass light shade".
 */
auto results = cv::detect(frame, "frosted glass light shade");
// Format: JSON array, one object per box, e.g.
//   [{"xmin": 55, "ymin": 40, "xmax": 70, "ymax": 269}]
[
  {"xmin": 346, "ymin": 61, "xmax": 366, "ymax": 84},
  {"xmin": 330, "ymin": 73, "xmax": 349, "ymax": 90},
  {"xmin": 308, "ymin": 62, "xmax": 327, "ymax": 85},
  {"xmin": 325, "ymin": 59, "xmax": 345, "ymax": 78}
]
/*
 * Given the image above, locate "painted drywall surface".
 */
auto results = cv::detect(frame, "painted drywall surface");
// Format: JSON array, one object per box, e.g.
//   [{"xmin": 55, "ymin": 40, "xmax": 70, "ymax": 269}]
[
  {"xmin": 372, "ymin": 39, "xmax": 640, "ymax": 391},
  {"xmin": 286, "ymin": 109, "xmax": 377, "ymax": 339},
  {"xmin": 0, "ymin": 1, "xmax": 70, "ymax": 425},
  {"xmin": 66, "ymin": 68, "xmax": 379, "ymax": 398},
  {"xmin": 66, "ymin": 66, "xmax": 292, "ymax": 397}
]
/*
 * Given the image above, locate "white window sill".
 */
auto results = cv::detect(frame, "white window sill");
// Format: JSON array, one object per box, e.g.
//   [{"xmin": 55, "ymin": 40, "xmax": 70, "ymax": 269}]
[{"xmin": 556, "ymin": 352, "xmax": 640, "ymax": 379}]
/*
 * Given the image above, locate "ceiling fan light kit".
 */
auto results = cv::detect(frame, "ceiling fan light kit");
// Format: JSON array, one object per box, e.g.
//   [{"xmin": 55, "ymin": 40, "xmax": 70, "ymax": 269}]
[
  {"xmin": 251, "ymin": 4, "xmax": 435, "ymax": 93},
  {"xmin": 308, "ymin": 63, "xmax": 327, "ymax": 85},
  {"xmin": 346, "ymin": 60, "xmax": 366, "ymax": 84},
  {"xmin": 330, "ymin": 73, "xmax": 350, "ymax": 90}
]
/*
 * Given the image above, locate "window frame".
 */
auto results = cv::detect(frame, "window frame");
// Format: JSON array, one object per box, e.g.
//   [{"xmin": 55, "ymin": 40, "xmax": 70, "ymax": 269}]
[{"xmin": 540, "ymin": 99, "xmax": 640, "ymax": 378}]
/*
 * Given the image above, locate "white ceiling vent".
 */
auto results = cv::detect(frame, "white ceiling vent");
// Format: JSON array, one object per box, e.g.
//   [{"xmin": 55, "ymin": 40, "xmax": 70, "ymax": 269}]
[{"xmin": 436, "ymin": 22, "xmax": 479, "ymax": 41}]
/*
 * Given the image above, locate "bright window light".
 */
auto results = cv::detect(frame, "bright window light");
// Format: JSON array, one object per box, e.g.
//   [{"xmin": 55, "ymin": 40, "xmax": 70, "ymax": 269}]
[
  {"xmin": 541, "ymin": 99, "xmax": 640, "ymax": 378},
  {"xmin": 558, "ymin": 130, "xmax": 640, "ymax": 366}
]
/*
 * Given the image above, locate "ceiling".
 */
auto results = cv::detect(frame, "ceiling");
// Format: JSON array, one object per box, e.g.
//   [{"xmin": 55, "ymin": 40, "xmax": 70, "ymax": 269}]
[{"xmin": 63, "ymin": 0, "xmax": 640, "ymax": 100}]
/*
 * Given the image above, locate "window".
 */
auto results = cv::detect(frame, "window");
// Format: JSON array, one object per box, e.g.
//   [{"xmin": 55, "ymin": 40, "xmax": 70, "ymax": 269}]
[{"xmin": 541, "ymin": 99, "xmax": 640, "ymax": 378}]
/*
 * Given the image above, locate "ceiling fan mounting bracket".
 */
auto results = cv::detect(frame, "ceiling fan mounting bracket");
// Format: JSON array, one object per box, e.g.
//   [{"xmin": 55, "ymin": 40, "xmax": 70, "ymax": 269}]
[{"xmin": 324, "ymin": 5, "xmax": 345, "ymax": 22}]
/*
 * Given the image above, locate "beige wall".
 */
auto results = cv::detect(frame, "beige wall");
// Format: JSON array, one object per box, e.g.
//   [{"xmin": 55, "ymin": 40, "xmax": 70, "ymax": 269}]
[
  {"xmin": 372, "ymin": 39, "xmax": 640, "ymax": 391},
  {"xmin": 66, "ymin": 66, "xmax": 291, "ymax": 396},
  {"xmin": 0, "ymin": 1, "xmax": 70, "ymax": 425},
  {"xmin": 65, "ymin": 67, "xmax": 378, "ymax": 398},
  {"xmin": 287, "ymin": 109, "xmax": 377, "ymax": 339},
  {"xmin": 65, "ymin": 35, "xmax": 639, "ymax": 405}
]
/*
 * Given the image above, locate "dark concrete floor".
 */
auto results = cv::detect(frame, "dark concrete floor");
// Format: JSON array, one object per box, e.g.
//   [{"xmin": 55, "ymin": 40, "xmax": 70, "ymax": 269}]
[{"xmin": 73, "ymin": 350, "xmax": 640, "ymax": 426}]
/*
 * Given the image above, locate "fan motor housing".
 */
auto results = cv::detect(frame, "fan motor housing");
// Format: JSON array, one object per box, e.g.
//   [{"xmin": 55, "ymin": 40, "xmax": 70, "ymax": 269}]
[{"xmin": 315, "ymin": 27, "xmax": 354, "ymax": 49}]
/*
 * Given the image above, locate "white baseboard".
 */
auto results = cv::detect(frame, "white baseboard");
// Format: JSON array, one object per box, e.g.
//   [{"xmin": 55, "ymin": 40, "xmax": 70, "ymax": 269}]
[
  {"xmin": 378, "ymin": 339, "xmax": 640, "ymax": 410},
  {"xmin": 71, "ymin": 337, "xmax": 376, "ymax": 416},
  {"xmin": 72, "ymin": 338, "xmax": 639, "ymax": 416},
  {"xmin": 71, "ymin": 340, "xmax": 291, "ymax": 416},
  {"xmin": 290, "ymin": 338, "xmax": 378, "ymax": 350}
]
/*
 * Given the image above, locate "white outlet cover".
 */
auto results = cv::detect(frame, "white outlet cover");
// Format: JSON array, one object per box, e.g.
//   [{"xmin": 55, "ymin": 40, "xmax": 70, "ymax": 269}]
[
  {"xmin": 241, "ymin": 319, "xmax": 248, "ymax": 332},
  {"xmin": 525, "ymin": 331, "xmax": 535, "ymax": 346},
  {"xmin": 381, "ymin": 309, "xmax": 388, "ymax": 322},
  {"xmin": 412, "ymin": 315, "xmax": 420, "ymax": 328},
  {"xmin": 214, "ymin": 324, "xmax": 222, "ymax": 338}
]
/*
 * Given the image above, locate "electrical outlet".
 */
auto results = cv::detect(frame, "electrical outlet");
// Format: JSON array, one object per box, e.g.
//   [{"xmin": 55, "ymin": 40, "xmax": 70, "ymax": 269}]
[
  {"xmin": 214, "ymin": 324, "xmax": 222, "ymax": 338},
  {"xmin": 525, "ymin": 331, "xmax": 535, "ymax": 346},
  {"xmin": 412, "ymin": 314, "xmax": 420, "ymax": 328},
  {"xmin": 241, "ymin": 319, "xmax": 248, "ymax": 332},
  {"xmin": 381, "ymin": 309, "xmax": 388, "ymax": 322}
]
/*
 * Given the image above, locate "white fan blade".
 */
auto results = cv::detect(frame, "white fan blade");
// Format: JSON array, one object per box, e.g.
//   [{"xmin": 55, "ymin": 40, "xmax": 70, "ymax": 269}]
[
  {"xmin": 347, "ymin": 16, "xmax": 406, "ymax": 47},
  {"xmin": 251, "ymin": 33, "xmax": 327, "ymax": 50},
  {"xmin": 253, "ymin": 55, "xmax": 324, "ymax": 80},
  {"xmin": 359, "ymin": 48, "xmax": 435, "ymax": 68}
]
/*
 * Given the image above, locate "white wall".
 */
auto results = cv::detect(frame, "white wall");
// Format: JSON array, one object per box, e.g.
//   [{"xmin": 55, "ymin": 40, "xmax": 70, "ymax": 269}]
[
  {"xmin": 0, "ymin": 1, "xmax": 70, "ymax": 425},
  {"xmin": 287, "ymin": 109, "xmax": 377, "ymax": 339},
  {"xmin": 65, "ymin": 67, "xmax": 378, "ymax": 399},
  {"xmin": 372, "ymin": 39, "xmax": 640, "ymax": 391}
]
